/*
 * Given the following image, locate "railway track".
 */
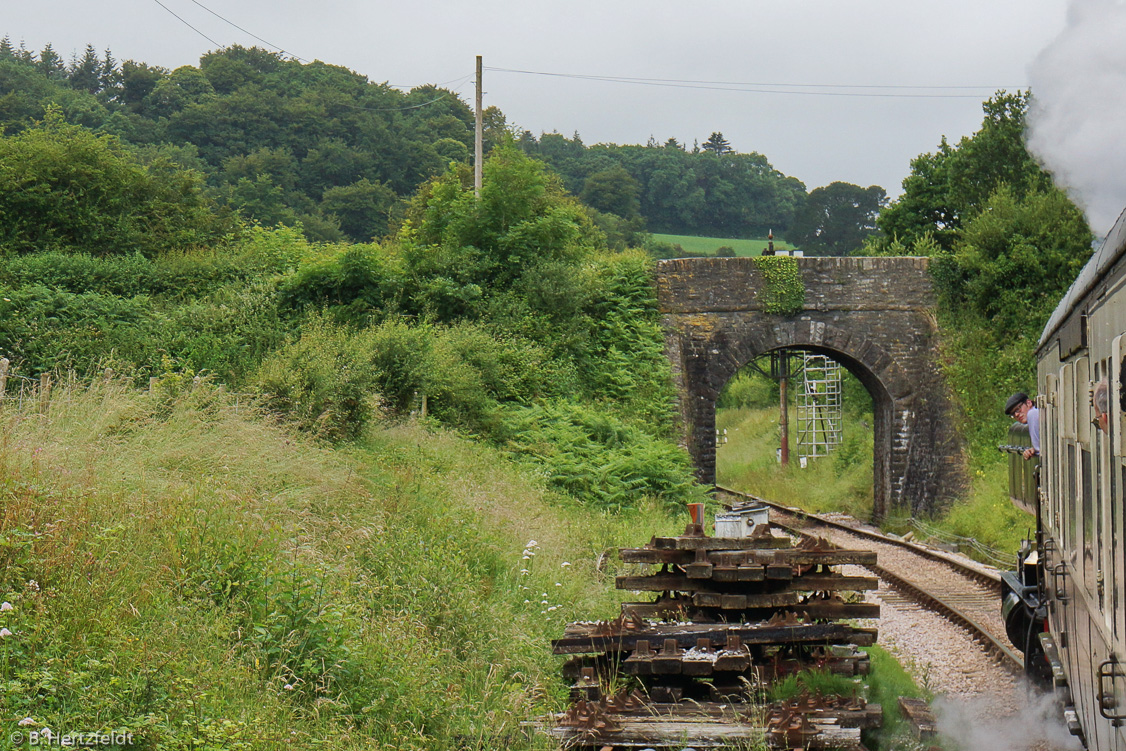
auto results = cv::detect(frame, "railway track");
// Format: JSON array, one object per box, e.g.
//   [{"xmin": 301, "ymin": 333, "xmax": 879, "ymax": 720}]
[{"xmin": 717, "ymin": 485, "xmax": 1024, "ymax": 676}]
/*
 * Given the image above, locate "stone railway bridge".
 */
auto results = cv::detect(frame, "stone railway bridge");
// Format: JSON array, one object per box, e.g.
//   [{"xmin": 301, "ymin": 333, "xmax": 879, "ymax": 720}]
[{"xmin": 656, "ymin": 256, "xmax": 967, "ymax": 519}]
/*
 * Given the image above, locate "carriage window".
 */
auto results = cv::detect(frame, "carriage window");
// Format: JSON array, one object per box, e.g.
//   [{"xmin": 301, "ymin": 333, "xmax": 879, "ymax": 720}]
[
  {"xmin": 1082, "ymin": 449, "xmax": 1095, "ymax": 595},
  {"xmin": 1116, "ymin": 335, "xmax": 1126, "ymax": 457},
  {"xmin": 1062, "ymin": 363, "xmax": 1075, "ymax": 440},
  {"xmin": 1121, "ymin": 355, "xmax": 1126, "ymax": 413},
  {"xmin": 1068, "ymin": 443, "xmax": 1078, "ymax": 553},
  {"xmin": 1077, "ymin": 357, "xmax": 1091, "ymax": 446}
]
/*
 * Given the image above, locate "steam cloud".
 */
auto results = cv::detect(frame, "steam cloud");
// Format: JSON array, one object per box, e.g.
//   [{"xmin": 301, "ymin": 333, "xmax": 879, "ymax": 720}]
[
  {"xmin": 1026, "ymin": 0, "xmax": 1126, "ymax": 237},
  {"xmin": 933, "ymin": 688, "xmax": 1082, "ymax": 751}
]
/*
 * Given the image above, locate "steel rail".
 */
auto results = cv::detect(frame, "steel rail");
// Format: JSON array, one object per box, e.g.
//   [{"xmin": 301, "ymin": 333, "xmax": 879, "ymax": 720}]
[
  {"xmin": 716, "ymin": 486, "xmax": 1024, "ymax": 676},
  {"xmin": 716, "ymin": 485, "xmax": 1002, "ymax": 588}
]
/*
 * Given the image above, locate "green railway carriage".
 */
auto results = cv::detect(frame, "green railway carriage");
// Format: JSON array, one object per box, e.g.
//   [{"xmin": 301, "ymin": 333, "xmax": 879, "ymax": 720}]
[{"xmin": 1006, "ymin": 209, "xmax": 1126, "ymax": 749}]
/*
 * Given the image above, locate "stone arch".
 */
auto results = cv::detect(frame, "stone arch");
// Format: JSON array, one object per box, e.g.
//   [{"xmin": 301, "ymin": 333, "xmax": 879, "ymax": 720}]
[
  {"xmin": 680, "ymin": 320, "xmax": 913, "ymax": 519},
  {"xmin": 658, "ymin": 256, "xmax": 967, "ymax": 519}
]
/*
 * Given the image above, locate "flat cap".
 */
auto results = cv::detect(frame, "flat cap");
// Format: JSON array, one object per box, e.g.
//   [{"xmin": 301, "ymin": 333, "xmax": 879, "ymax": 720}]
[{"xmin": 1005, "ymin": 392, "xmax": 1029, "ymax": 416}]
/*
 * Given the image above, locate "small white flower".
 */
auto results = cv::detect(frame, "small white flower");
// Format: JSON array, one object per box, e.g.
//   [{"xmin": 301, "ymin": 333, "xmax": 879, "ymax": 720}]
[
  {"xmin": 523, "ymin": 599, "xmax": 530, "ymax": 604},
  {"xmin": 0, "ymin": 601, "xmax": 12, "ymax": 611},
  {"xmin": 526, "ymin": 540, "xmax": 538, "ymax": 548},
  {"xmin": 26, "ymin": 580, "xmax": 39, "ymax": 592},
  {"xmin": 18, "ymin": 718, "xmax": 35, "ymax": 727},
  {"xmin": 284, "ymin": 684, "xmax": 294, "ymax": 690},
  {"xmin": 541, "ymin": 592, "xmax": 548, "ymax": 597},
  {"xmin": 522, "ymin": 555, "xmax": 530, "ymax": 560},
  {"xmin": 0, "ymin": 627, "xmax": 12, "ymax": 638},
  {"xmin": 560, "ymin": 561, "xmax": 571, "ymax": 568},
  {"xmin": 541, "ymin": 600, "xmax": 549, "ymax": 605},
  {"xmin": 555, "ymin": 582, "xmax": 561, "ymax": 587},
  {"xmin": 519, "ymin": 569, "xmax": 530, "ymax": 575}
]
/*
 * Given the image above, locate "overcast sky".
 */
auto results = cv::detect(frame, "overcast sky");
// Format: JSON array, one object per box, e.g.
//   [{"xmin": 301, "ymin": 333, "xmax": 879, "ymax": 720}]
[{"xmin": 8, "ymin": 0, "xmax": 1113, "ymax": 225}]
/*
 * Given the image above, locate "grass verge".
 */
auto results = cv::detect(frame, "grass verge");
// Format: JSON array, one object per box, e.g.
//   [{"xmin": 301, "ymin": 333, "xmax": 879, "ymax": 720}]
[
  {"xmin": 0, "ymin": 378, "xmax": 687, "ymax": 750},
  {"xmin": 716, "ymin": 405, "xmax": 874, "ymax": 518}
]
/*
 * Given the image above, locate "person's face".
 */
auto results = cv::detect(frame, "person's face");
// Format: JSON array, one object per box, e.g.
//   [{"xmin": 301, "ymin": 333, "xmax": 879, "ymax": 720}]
[{"xmin": 1010, "ymin": 400, "xmax": 1031, "ymax": 424}]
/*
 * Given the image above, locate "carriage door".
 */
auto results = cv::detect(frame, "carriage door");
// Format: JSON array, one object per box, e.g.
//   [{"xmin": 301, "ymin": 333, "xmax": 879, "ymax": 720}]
[
  {"xmin": 1113, "ymin": 337, "xmax": 1126, "ymax": 645},
  {"xmin": 1076, "ymin": 356, "xmax": 1096, "ymax": 601},
  {"xmin": 1062, "ymin": 362, "xmax": 1078, "ymax": 563},
  {"xmin": 1058, "ymin": 361, "xmax": 1076, "ymax": 682},
  {"xmin": 1093, "ymin": 359, "xmax": 1111, "ymax": 629},
  {"xmin": 1045, "ymin": 373, "xmax": 1060, "ymax": 535}
]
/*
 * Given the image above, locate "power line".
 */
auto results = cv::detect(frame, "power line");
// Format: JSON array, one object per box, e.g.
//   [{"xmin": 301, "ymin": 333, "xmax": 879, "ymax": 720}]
[
  {"xmin": 149, "ymin": 0, "xmax": 222, "ymax": 49},
  {"xmin": 185, "ymin": 0, "xmax": 308, "ymax": 62},
  {"xmin": 181, "ymin": 0, "xmax": 477, "ymax": 98},
  {"xmin": 485, "ymin": 66, "xmax": 1024, "ymax": 99},
  {"xmin": 146, "ymin": 0, "xmax": 471, "ymax": 112}
]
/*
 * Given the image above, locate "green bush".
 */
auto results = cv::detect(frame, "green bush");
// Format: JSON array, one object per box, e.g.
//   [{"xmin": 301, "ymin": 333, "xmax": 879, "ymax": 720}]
[
  {"xmin": 0, "ymin": 284, "xmax": 161, "ymax": 374},
  {"xmin": 400, "ymin": 147, "xmax": 602, "ymax": 319},
  {"xmin": 578, "ymin": 250, "xmax": 679, "ymax": 432},
  {"xmin": 497, "ymin": 401, "xmax": 705, "ymax": 510},
  {"xmin": 163, "ymin": 280, "xmax": 289, "ymax": 382},
  {"xmin": 0, "ymin": 226, "xmax": 314, "ymax": 300},
  {"xmin": 253, "ymin": 318, "xmax": 557, "ymax": 439},
  {"xmin": 252, "ymin": 317, "xmax": 391, "ymax": 440},
  {"xmin": 278, "ymin": 243, "xmax": 405, "ymax": 318},
  {"xmin": 718, "ymin": 370, "xmax": 777, "ymax": 410},
  {"xmin": 0, "ymin": 106, "xmax": 234, "ymax": 256}
]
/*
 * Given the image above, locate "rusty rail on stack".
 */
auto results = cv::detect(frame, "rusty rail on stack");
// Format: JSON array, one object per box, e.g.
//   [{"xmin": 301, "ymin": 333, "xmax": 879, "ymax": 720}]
[{"xmin": 542, "ymin": 503, "xmax": 883, "ymax": 749}]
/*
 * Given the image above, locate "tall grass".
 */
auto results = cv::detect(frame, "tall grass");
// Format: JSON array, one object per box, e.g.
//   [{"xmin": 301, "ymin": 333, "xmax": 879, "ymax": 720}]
[
  {"xmin": 0, "ymin": 378, "xmax": 685, "ymax": 749},
  {"xmin": 716, "ymin": 405, "xmax": 874, "ymax": 518}
]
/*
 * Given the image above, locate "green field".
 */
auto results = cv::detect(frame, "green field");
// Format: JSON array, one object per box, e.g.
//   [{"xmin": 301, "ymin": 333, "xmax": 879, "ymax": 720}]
[{"xmin": 651, "ymin": 232, "xmax": 795, "ymax": 257}]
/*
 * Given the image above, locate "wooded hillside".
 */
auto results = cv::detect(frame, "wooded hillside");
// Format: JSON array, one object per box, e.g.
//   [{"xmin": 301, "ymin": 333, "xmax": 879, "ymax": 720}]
[{"xmin": 1, "ymin": 41, "xmax": 888, "ymax": 251}]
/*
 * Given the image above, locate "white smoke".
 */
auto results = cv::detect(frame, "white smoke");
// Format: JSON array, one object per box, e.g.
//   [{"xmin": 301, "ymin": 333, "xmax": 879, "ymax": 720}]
[
  {"xmin": 933, "ymin": 688, "xmax": 1083, "ymax": 751},
  {"xmin": 1026, "ymin": 0, "xmax": 1126, "ymax": 237}
]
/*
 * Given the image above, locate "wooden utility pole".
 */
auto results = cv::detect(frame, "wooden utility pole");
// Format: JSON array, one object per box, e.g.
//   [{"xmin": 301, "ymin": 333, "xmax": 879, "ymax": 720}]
[
  {"xmin": 779, "ymin": 352, "xmax": 790, "ymax": 466},
  {"xmin": 474, "ymin": 55, "xmax": 483, "ymax": 197}
]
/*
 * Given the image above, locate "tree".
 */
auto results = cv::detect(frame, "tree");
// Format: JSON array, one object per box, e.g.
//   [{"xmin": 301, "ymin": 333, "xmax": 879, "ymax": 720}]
[
  {"xmin": 401, "ymin": 146, "xmax": 601, "ymax": 320},
  {"xmin": 581, "ymin": 165, "xmax": 641, "ymax": 219},
  {"xmin": 935, "ymin": 185, "xmax": 1092, "ymax": 334},
  {"xmin": 0, "ymin": 106, "xmax": 233, "ymax": 256},
  {"xmin": 67, "ymin": 44, "xmax": 101, "ymax": 94},
  {"xmin": 120, "ymin": 60, "xmax": 167, "ymax": 110},
  {"xmin": 874, "ymin": 91, "xmax": 1052, "ymax": 252},
  {"xmin": 144, "ymin": 66, "xmax": 216, "ymax": 118},
  {"xmin": 320, "ymin": 178, "xmax": 399, "ymax": 241},
  {"xmin": 701, "ymin": 132, "xmax": 732, "ymax": 155},
  {"xmin": 37, "ymin": 44, "xmax": 65, "ymax": 80},
  {"xmin": 786, "ymin": 182, "xmax": 886, "ymax": 256},
  {"xmin": 99, "ymin": 48, "xmax": 120, "ymax": 96},
  {"xmin": 481, "ymin": 105, "xmax": 510, "ymax": 154}
]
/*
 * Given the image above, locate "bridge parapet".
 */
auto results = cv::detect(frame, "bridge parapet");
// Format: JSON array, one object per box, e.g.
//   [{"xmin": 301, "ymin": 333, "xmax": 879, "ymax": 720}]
[{"xmin": 657, "ymin": 256, "xmax": 934, "ymax": 314}]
